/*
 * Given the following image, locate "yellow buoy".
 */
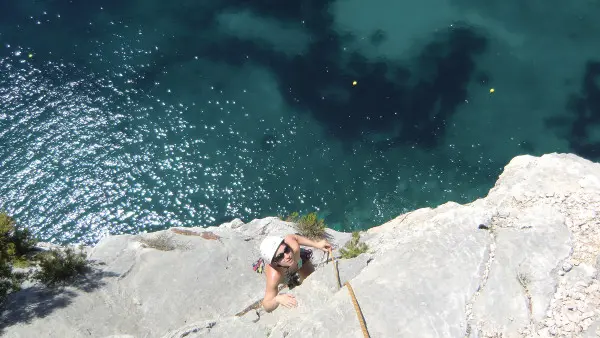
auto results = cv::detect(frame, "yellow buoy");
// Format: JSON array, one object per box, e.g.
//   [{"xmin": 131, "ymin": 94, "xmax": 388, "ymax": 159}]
[
  {"xmin": 28, "ymin": 53, "xmax": 33, "ymax": 58},
  {"xmin": 489, "ymin": 88, "xmax": 495, "ymax": 93},
  {"xmin": 352, "ymin": 80, "xmax": 358, "ymax": 86}
]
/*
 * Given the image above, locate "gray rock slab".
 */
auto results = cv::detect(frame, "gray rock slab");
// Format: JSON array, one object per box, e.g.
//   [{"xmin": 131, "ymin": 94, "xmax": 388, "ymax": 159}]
[
  {"xmin": 269, "ymin": 205, "xmax": 491, "ymax": 337},
  {"xmin": 3, "ymin": 153, "xmax": 600, "ymax": 338},
  {"xmin": 472, "ymin": 205, "xmax": 572, "ymax": 334},
  {"xmin": 582, "ymin": 319, "xmax": 600, "ymax": 337},
  {"xmin": 160, "ymin": 317, "xmax": 267, "ymax": 338},
  {"xmin": 563, "ymin": 264, "xmax": 597, "ymax": 289}
]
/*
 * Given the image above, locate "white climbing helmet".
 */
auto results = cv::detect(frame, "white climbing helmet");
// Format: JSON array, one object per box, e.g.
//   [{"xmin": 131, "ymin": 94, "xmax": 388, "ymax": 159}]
[{"xmin": 260, "ymin": 235, "xmax": 284, "ymax": 264}]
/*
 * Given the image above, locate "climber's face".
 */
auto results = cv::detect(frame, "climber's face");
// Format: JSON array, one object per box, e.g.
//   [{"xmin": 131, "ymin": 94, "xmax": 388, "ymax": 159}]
[{"xmin": 273, "ymin": 243, "xmax": 294, "ymax": 267}]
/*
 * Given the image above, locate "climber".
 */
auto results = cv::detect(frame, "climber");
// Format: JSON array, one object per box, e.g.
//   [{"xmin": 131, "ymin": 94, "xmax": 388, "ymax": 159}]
[{"xmin": 259, "ymin": 234, "xmax": 332, "ymax": 312}]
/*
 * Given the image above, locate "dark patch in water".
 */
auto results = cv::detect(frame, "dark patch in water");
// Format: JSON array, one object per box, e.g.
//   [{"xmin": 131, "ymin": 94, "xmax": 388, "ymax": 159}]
[
  {"xmin": 518, "ymin": 140, "xmax": 535, "ymax": 153},
  {"xmin": 548, "ymin": 61, "xmax": 600, "ymax": 160},
  {"xmin": 370, "ymin": 29, "xmax": 387, "ymax": 46},
  {"xmin": 95, "ymin": 1, "xmax": 489, "ymax": 152},
  {"xmin": 476, "ymin": 71, "xmax": 490, "ymax": 86}
]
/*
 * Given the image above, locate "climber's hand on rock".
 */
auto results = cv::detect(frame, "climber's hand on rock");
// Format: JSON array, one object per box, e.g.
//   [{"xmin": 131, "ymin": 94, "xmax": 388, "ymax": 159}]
[
  {"xmin": 316, "ymin": 239, "xmax": 332, "ymax": 252},
  {"xmin": 275, "ymin": 294, "xmax": 297, "ymax": 308}
]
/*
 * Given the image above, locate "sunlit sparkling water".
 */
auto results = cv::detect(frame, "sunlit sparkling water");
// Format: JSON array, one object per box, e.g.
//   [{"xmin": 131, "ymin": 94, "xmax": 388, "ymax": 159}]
[
  {"xmin": 1, "ymin": 49, "xmax": 495, "ymax": 244},
  {"xmin": 5, "ymin": 0, "xmax": 595, "ymax": 244}
]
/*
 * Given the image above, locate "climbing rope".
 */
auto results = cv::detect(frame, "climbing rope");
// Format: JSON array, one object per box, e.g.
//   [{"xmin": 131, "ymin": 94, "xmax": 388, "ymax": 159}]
[
  {"xmin": 328, "ymin": 249, "xmax": 370, "ymax": 338},
  {"xmin": 330, "ymin": 251, "xmax": 341, "ymax": 289},
  {"xmin": 344, "ymin": 282, "xmax": 370, "ymax": 338}
]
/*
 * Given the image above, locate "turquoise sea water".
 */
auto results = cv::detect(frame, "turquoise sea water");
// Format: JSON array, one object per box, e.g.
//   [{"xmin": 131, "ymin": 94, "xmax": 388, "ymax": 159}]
[{"xmin": 1, "ymin": 1, "xmax": 599, "ymax": 244}]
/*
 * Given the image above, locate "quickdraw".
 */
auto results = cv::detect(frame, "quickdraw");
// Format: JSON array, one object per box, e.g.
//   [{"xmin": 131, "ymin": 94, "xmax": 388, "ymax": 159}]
[{"xmin": 252, "ymin": 258, "xmax": 265, "ymax": 274}]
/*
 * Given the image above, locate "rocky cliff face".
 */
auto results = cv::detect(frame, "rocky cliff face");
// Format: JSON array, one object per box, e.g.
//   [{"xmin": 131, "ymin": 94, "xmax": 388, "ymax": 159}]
[{"xmin": 1, "ymin": 153, "xmax": 599, "ymax": 338}]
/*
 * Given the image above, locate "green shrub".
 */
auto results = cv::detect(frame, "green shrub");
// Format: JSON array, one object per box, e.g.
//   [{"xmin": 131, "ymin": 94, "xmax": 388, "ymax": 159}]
[
  {"xmin": 33, "ymin": 246, "xmax": 90, "ymax": 287},
  {"xmin": 12, "ymin": 257, "xmax": 30, "ymax": 268},
  {"xmin": 339, "ymin": 232, "xmax": 368, "ymax": 259},
  {"xmin": 11, "ymin": 226, "xmax": 37, "ymax": 257},
  {"xmin": 284, "ymin": 212, "xmax": 300, "ymax": 222},
  {"xmin": 1, "ymin": 212, "xmax": 93, "ymax": 302},
  {"xmin": 0, "ymin": 212, "xmax": 37, "ymax": 258},
  {"xmin": 0, "ymin": 263, "xmax": 27, "ymax": 303},
  {"xmin": 0, "ymin": 212, "xmax": 36, "ymax": 303},
  {"xmin": 0, "ymin": 212, "xmax": 37, "ymax": 302},
  {"xmin": 292, "ymin": 212, "xmax": 326, "ymax": 240},
  {"xmin": 0, "ymin": 212, "xmax": 17, "ymax": 260},
  {"xmin": 0, "ymin": 213, "xmax": 13, "ymax": 232}
]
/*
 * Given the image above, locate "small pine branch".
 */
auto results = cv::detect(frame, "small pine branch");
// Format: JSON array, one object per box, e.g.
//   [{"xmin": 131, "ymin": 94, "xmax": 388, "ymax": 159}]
[
  {"xmin": 292, "ymin": 212, "xmax": 326, "ymax": 240},
  {"xmin": 339, "ymin": 232, "xmax": 368, "ymax": 259}
]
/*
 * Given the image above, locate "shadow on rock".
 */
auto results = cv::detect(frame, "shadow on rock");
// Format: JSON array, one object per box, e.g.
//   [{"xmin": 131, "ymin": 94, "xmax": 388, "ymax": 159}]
[{"xmin": 0, "ymin": 263, "xmax": 119, "ymax": 334}]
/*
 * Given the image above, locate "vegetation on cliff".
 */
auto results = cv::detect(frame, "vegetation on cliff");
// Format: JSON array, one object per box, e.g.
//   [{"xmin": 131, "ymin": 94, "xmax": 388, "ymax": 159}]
[
  {"xmin": 339, "ymin": 231, "xmax": 369, "ymax": 259},
  {"xmin": 283, "ymin": 211, "xmax": 328, "ymax": 240},
  {"xmin": 0, "ymin": 212, "xmax": 90, "ymax": 303}
]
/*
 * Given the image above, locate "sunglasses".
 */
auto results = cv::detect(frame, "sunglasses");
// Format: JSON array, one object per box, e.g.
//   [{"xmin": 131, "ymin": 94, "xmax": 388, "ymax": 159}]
[{"xmin": 273, "ymin": 244, "xmax": 292, "ymax": 263}]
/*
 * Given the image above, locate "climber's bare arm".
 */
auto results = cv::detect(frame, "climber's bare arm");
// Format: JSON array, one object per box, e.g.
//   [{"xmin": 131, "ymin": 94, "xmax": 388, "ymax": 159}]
[
  {"xmin": 261, "ymin": 271, "xmax": 280, "ymax": 312},
  {"xmin": 286, "ymin": 234, "xmax": 332, "ymax": 251},
  {"xmin": 262, "ymin": 266, "xmax": 297, "ymax": 312}
]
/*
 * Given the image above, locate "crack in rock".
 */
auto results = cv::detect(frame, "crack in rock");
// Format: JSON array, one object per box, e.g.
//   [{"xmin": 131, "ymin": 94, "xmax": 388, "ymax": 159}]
[{"xmin": 464, "ymin": 226, "xmax": 497, "ymax": 337}]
